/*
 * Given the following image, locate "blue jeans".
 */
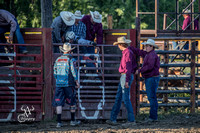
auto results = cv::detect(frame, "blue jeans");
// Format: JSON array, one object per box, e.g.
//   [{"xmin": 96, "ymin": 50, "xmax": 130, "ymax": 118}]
[
  {"xmin": 110, "ymin": 74, "xmax": 135, "ymax": 122},
  {"xmin": 0, "ymin": 19, "xmax": 26, "ymax": 52},
  {"xmin": 145, "ymin": 76, "xmax": 160, "ymax": 120}
]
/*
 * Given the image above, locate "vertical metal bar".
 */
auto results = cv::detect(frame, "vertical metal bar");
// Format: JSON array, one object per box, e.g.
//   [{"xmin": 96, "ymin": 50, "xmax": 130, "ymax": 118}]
[
  {"xmin": 199, "ymin": 0, "xmax": 200, "ymax": 29},
  {"xmin": 136, "ymin": 17, "xmax": 141, "ymax": 115},
  {"xmin": 177, "ymin": 0, "xmax": 179, "ymax": 31},
  {"xmin": 155, "ymin": 0, "xmax": 158, "ymax": 36},
  {"xmin": 139, "ymin": 42, "xmax": 144, "ymax": 110},
  {"xmin": 40, "ymin": 44, "xmax": 44, "ymax": 118},
  {"xmin": 198, "ymin": 40, "xmax": 200, "ymax": 110},
  {"xmin": 190, "ymin": 40, "xmax": 196, "ymax": 113},
  {"xmin": 176, "ymin": 0, "xmax": 179, "ymax": 31},
  {"xmin": 198, "ymin": 40, "xmax": 200, "ymax": 80},
  {"xmin": 102, "ymin": 45, "xmax": 105, "ymax": 119},
  {"xmin": 13, "ymin": 43, "xmax": 17, "ymax": 121},
  {"xmin": 191, "ymin": 0, "xmax": 194, "ymax": 30},
  {"xmin": 77, "ymin": 44, "xmax": 80, "ymax": 119},
  {"xmin": 163, "ymin": 41, "xmax": 169, "ymax": 111},
  {"xmin": 129, "ymin": 29, "xmax": 137, "ymax": 115}
]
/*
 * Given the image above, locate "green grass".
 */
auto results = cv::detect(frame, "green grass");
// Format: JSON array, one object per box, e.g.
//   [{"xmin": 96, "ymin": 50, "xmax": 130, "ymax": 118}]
[{"xmin": 137, "ymin": 107, "xmax": 200, "ymax": 121}]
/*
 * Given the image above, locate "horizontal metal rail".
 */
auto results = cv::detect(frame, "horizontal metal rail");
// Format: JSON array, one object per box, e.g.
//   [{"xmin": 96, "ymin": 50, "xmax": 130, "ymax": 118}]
[
  {"xmin": 155, "ymin": 50, "xmax": 191, "ymax": 54},
  {"xmin": 141, "ymin": 37, "xmax": 200, "ymax": 41},
  {"xmin": 140, "ymin": 103, "xmax": 190, "ymax": 107},
  {"xmin": 160, "ymin": 76, "xmax": 190, "ymax": 80},
  {"xmin": 140, "ymin": 89, "xmax": 200, "ymax": 94},
  {"xmin": 160, "ymin": 63, "xmax": 191, "ymax": 67}
]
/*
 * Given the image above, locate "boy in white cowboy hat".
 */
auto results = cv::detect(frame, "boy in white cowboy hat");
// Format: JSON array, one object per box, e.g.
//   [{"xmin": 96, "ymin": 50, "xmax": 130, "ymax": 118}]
[
  {"xmin": 106, "ymin": 36, "xmax": 137, "ymax": 126},
  {"xmin": 51, "ymin": 11, "xmax": 75, "ymax": 52},
  {"xmin": 71, "ymin": 10, "xmax": 86, "ymax": 39},
  {"xmin": 129, "ymin": 39, "xmax": 160, "ymax": 122},
  {"xmin": 52, "ymin": 43, "xmax": 81, "ymax": 127}
]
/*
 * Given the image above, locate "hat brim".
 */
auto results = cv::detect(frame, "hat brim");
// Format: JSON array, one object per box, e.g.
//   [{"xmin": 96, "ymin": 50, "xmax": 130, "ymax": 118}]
[
  {"xmin": 59, "ymin": 46, "xmax": 76, "ymax": 53},
  {"xmin": 141, "ymin": 42, "xmax": 159, "ymax": 49},
  {"xmin": 75, "ymin": 15, "xmax": 84, "ymax": 19},
  {"xmin": 60, "ymin": 12, "xmax": 75, "ymax": 26},
  {"xmin": 113, "ymin": 40, "xmax": 132, "ymax": 46},
  {"xmin": 90, "ymin": 11, "xmax": 102, "ymax": 23}
]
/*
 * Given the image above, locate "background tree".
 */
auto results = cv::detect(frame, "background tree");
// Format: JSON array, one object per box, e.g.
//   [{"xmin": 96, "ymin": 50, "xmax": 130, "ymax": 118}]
[
  {"xmin": 41, "ymin": 0, "xmax": 52, "ymax": 28},
  {"xmin": 0, "ymin": 0, "xmax": 199, "ymax": 30}
]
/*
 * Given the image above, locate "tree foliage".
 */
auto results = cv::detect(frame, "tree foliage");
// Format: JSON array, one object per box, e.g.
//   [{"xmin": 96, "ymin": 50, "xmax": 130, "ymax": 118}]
[{"xmin": 0, "ymin": 0, "xmax": 199, "ymax": 30}]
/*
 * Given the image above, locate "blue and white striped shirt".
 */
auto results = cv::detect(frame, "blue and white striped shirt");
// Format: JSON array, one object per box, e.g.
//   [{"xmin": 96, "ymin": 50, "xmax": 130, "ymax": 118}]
[{"xmin": 71, "ymin": 21, "xmax": 86, "ymax": 39}]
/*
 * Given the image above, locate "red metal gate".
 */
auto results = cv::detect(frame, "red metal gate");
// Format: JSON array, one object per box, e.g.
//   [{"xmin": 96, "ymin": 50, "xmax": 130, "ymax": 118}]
[
  {"xmin": 52, "ymin": 29, "xmax": 137, "ymax": 120},
  {"xmin": 0, "ymin": 28, "xmax": 44, "ymax": 121},
  {"xmin": 0, "ymin": 28, "xmax": 137, "ymax": 121}
]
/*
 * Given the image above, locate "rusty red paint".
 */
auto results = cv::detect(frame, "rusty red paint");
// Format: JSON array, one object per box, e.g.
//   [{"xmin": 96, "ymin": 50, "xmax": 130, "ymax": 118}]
[
  {"xmin": 0, "ymin": 28, "xmax": 138, "ymax": 121},
  {"xmin": 0, "ymin": 29, "xmax": 44, "ymax": 122}
]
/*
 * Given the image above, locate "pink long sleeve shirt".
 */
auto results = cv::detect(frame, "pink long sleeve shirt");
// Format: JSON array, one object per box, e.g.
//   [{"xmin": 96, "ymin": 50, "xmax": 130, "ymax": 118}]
[{"xmin": 118, "ymin": 47, "xmax": 137, "ymax": 82}]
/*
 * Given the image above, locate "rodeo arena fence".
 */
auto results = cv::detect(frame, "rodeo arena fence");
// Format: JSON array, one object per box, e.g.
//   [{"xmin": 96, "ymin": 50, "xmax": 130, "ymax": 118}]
[{"xmin": 0, "ymin": 28, "xmax": 200, "ymax": 122}]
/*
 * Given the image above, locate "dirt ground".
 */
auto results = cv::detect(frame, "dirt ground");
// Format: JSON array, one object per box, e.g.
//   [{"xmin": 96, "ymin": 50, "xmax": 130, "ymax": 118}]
[{"xmin": 1, "ymin": 113, "xmax": 200, "ymax": 133}]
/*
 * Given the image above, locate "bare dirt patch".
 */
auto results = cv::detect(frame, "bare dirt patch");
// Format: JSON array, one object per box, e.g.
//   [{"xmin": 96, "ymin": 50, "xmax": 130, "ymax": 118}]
[{"xmin": 0, "ymin": 113, "xmax": 200, "ymax": 133}]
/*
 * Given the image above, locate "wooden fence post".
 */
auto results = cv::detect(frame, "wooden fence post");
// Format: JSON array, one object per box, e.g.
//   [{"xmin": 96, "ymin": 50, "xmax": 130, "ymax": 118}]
[
  {"xmin": 163, "ymin": 40, "xmax": 169, "ymax": 111},
  {"xmin": 43, "ymin": 28, "xmax": 53, "ymax": 120}
]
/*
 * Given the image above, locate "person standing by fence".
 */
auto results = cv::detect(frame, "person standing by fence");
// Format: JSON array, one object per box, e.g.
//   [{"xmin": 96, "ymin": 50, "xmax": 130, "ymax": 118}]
[
  {"xmin": 106, "ymin": 36, "xmax": 137, "ymax": 126},
  {"xmin": 130, "ymin": 39, "xmax": 160, "ymax": 122},
  {"xmin": 52, "ymin": 43, "xmax": 80, "ymax": 127}
]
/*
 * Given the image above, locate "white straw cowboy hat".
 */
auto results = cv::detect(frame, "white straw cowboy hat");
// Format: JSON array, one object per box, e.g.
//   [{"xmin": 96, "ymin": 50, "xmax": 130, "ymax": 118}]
[
  {"xmin": 90, "ymin": 11, "xmax": 102, "ymax": 23},
  {"xmin": 59, "ymin": 43, "xmax": 75, "ymax": 53},
  {"xmin": 183, "ymin": 9, "xmax": 191, "ymax": 14},
  {"xmin": 74, "ymin": 10, "xmax": 84, "ymax": 19},
  {"xmin": 113, "ymin": 36, "xmax": 131, "ymax": 46},
  {"xmin": 141, "ymin": 39, "xmax": 158, "ymax": 48},
  {"xmin": 60, "ymin": 11, "xmax": 75, "ymax": 26}
]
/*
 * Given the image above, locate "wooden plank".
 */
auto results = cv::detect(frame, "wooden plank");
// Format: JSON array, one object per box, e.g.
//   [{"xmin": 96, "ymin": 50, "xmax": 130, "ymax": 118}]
[
  {"xmin": 136, "ymin": 0, "xmax": 139, "ymax": 17},
  {"xmin": 140, "ymin": 30, "xmax": 156, "ymax": 35},
  {"xmin": 155, "ymin": 0, "xmax": 158, "ymax": 36},
  {"xmin": 107, "ymin": 15, "xmax": 113, "ymax": 29}
]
